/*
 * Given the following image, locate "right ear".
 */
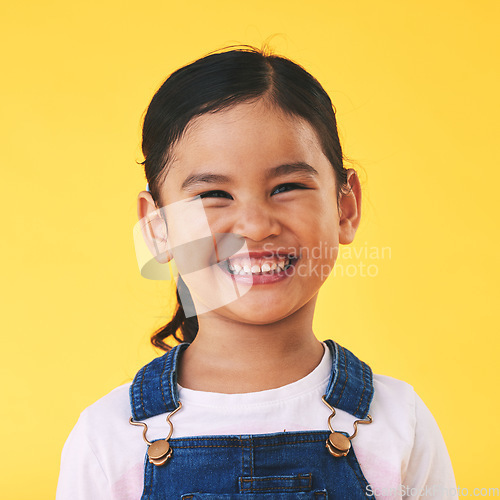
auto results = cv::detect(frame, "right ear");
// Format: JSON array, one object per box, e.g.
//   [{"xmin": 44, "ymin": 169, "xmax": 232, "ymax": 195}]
[{"xmin": 137, "ymin": 190, "xmax": 172, "ymax": 263}]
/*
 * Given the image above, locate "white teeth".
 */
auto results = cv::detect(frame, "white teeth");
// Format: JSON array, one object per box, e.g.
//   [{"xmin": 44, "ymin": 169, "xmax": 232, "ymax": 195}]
[{"xmin": 227, "ymin": 256, "xmax": 295, "ymax": 274}]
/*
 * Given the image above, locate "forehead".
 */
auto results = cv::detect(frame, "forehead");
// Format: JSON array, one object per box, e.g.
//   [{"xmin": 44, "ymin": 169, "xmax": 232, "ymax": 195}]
[{"xmin": 168, "ymin": 99, "xmax": 327, "ymax": 175}]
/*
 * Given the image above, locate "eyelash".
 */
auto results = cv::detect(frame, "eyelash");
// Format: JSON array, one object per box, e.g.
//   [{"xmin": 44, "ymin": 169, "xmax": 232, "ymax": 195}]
[{"xmin": 198, "ymin": 183, "xmax": 308, "ymax": 199}]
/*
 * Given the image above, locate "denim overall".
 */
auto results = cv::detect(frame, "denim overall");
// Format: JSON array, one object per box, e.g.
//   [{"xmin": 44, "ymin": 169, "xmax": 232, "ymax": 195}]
[{"xmin": 129, "ymin": 339, "xmax": 375, "ymax": 499}]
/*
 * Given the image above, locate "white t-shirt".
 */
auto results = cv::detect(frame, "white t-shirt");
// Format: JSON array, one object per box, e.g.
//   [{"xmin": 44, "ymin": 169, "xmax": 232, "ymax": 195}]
[{"xmin": 56, "ymin": 343, "xmax": 457, "ymax": 499}]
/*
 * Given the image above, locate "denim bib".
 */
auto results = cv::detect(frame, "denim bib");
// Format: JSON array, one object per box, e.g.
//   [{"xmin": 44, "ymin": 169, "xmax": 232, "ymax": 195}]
[{"xmin": 129, "ymin": 339, "xmax": 376, "ymax": 499}]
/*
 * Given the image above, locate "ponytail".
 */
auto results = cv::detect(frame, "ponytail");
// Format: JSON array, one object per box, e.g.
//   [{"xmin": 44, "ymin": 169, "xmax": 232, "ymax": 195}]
[{"xmin": 151, "ymin": 274, "xmax": 199, "ymax": 351}]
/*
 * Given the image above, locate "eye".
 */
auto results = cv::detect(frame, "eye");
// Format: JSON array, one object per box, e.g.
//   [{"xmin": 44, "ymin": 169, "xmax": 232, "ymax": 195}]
[
  {"xmin": 271, "ymin": 183, "xmax": 309, "ymax": 195},
  {"xmin": 199, "ymin": 190, "xmax": 233, "ymax": 200}
]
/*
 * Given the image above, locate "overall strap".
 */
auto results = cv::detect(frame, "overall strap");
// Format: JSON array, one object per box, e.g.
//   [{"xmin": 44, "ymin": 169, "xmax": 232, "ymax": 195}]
[
  {"xmin": 130, "ymin": 342, "xmax": 189, "ymax": 420},
  {"xmin": 323, "ymin": 339, "xmax": 374, "ymax": 419},
  {"xmin": 130, "ymin": 339, "xmax": 374, "ymax": 421}
]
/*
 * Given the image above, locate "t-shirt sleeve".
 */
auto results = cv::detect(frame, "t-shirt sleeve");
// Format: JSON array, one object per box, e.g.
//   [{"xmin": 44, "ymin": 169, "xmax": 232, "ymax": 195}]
[
  {"xmin": 402, "ymin": 390, "xmax": 458, "ymax": 499},
  {"xmin": 56, "ymin": 412, "xmax": 112, "ymax": 500}
]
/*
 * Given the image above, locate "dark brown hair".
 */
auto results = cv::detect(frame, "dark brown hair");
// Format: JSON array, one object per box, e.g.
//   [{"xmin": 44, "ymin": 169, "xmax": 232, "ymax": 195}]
[{"xmin": 139, "ymin": 44, "xmax": 352, "ymax": 351}]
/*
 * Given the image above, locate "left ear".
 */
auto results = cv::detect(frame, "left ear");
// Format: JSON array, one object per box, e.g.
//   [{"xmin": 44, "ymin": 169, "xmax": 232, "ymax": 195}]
[{"xmin": 338, "ymin": 169, "xmax": 362, "ymax": 245}]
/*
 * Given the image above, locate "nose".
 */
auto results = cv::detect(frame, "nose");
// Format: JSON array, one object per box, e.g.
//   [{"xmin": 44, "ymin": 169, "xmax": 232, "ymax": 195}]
[{"xmin": 232, "ymin": 201, "xmax": 281, "ymax": 241}]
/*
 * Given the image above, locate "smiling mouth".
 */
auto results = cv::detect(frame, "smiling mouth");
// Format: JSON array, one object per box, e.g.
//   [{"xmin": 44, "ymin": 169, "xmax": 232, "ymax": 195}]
[{"xmin": 218, "ymin": 255, "xmax": 299, "ymax": 276}]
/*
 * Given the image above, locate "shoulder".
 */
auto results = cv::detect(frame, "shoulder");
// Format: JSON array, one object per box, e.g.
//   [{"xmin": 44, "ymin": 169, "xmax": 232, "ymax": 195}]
[
  {"xmin": 362, "ymin": 373, "xmax": 418, "ymax": 453},
  {"xmin": 371, "ymin": 373, "xmax": 442, "ymax": 432},
  {"xmin": 370, "ymin": 373, "xmax": 437, "ymax": 437},
  {"xmin": 70, "ymin": 382, "xmax": 134, "ymax": 449},
  {"xmin": 371, "ymin": 373, "xmax": 417, "ymax": 416},
  {"xmin": 355, "ymin": 373, "xmax": 456, "ymax": 497},
  {"xmin": 370, "ymin": 373, "xmax": 453, "ymax": 466},
  {"xmin": 57, "ymin": 383, "xmax": 147, "ymax": 500},
  {"xmin": 366, "ymin": 373, "xmax": 440, "ymax": 459},
  {"xmin": 79, "ymin": 382, "xmax": 132, "ymax": 425},
  {"xmin": 62, "ymin": 381, "xmax": 146, "ymax": 475}
]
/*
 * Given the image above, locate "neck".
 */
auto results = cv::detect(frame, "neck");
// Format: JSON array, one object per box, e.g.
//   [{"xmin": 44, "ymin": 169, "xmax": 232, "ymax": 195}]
[{"xmin": 177, "ymin": 297, "xmax": 324, "ymax": 393}]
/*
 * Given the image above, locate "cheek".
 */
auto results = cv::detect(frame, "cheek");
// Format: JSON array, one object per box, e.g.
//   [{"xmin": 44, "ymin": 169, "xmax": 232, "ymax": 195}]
[
  {"xmin": 203, "ymin": 209, "xmax": 234, "ymax": 234},
  {"xmin": 292, "ymin": 205, "xmax": 339, "ymax": 247},
  {"xmin": 161, "ymin": 196, "xmax": 219, "ymax": 264},
  {"xmin": 166, "ymin": 220, "xmax": 218, "ymax": 275},
  {"xmin": 289, "ymin": 207, "xmax": 340, "ymax": 281}
]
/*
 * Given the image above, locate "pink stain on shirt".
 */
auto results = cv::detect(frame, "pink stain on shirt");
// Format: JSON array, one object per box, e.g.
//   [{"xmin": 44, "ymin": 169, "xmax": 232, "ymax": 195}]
[{"xmin": 111, "ymin": 462, "xmax": 144, "ymax": 500}]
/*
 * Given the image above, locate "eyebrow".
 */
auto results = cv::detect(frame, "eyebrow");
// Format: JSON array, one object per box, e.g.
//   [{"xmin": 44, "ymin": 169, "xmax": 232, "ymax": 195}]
[{"xmin": 180, "ymin": 162, "xmax": 319, "ymax": 191}]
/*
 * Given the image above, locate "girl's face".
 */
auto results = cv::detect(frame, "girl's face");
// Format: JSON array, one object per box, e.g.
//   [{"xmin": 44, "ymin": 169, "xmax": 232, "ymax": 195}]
[{"xmin": 151, "ymin": 98, "xmax": 360, "ymax": 325}]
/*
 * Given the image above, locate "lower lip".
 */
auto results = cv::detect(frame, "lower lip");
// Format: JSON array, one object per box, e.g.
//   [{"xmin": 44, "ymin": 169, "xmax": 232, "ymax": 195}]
[{"xmin": 219, "ymin": 259, "xmax": 298, "ymax": 285}]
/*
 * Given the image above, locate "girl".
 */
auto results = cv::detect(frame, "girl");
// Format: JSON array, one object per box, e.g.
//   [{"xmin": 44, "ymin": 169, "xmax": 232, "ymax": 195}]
[{"xmin": 56, "ymin": 45, "xmax": 457, "ymax": 499}]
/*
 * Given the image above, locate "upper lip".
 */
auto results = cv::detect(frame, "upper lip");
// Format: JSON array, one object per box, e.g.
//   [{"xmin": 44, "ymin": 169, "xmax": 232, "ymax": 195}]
[{"xmin": 226, "ymin": 250, "xmax": 300, "ymax": 260}]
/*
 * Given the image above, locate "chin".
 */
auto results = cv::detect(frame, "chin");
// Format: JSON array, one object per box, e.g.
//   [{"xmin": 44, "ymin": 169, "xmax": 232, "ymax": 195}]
[{"xmin": 217, "ymin": 300, "xmax": 300, "ymax": 325}]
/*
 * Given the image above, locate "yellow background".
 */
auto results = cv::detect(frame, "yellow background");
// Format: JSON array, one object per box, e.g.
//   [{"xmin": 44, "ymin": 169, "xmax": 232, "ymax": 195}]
[{"xmin": 1, "ymin": 1, "xmax": 498, "ymax": 498}]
